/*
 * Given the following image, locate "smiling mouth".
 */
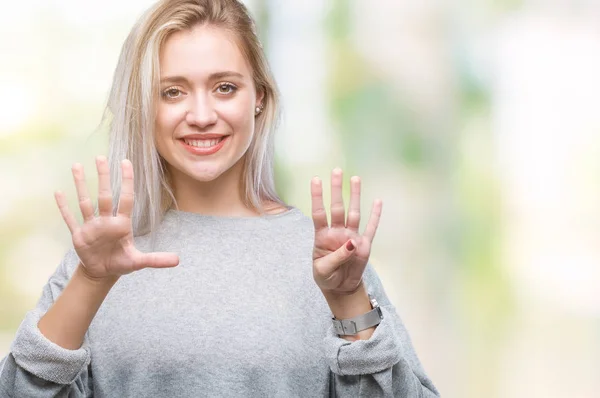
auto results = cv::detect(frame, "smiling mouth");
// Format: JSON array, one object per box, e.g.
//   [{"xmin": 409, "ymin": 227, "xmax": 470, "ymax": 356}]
[{"xmin": 179, "ymin": 136, "xmax": 229, "ymax": 156}]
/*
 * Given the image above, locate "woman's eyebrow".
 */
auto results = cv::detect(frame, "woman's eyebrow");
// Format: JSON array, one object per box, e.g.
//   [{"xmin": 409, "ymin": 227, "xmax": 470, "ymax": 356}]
[
  {"xmin": 160, "ymin": 71, "xmax": 245, "ymax": 84},
  {"xmin": 209, "ymin": 71, "xmax": 245, "ymax": 80}
]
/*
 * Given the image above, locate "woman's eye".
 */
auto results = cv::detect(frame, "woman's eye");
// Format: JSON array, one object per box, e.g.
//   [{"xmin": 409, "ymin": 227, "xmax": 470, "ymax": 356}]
[
  {"xmin": 162, "ymin": 88, "xmax": 182, "ymax": 99},
  {"xmin": 217, "ymin": 83, "xmax": 237, "ymax": 95}
]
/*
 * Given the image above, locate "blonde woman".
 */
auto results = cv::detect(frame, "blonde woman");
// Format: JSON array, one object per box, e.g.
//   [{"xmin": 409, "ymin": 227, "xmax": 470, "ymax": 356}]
[{"xmin": 0, "ymin": 0, "xmax": 440, "ymax": 396}]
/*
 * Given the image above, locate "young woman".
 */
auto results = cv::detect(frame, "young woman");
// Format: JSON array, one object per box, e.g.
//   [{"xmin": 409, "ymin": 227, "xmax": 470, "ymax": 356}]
[{"xmin": 0, "ymin": 0, "xmax": 440, "ymax": 396}]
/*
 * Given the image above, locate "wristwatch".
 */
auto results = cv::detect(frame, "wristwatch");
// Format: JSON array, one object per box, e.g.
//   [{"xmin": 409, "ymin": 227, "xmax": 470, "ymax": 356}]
[{"xmin": 332, "ymin": 294, "xmax": 384, "ymax": 336}]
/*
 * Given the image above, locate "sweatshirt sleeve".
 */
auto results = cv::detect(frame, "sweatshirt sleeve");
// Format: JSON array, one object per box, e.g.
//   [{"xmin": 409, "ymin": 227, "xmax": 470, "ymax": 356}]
[
  {"xmin": 323, "ymin": 263, "xmax": 441, "ymax": 397},
  {"xmin": 0, "ymin": 248, "xmax": 93, "ymax": 397}
]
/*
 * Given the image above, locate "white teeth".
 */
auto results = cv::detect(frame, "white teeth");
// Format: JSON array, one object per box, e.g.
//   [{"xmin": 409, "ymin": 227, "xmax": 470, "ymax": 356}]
[{"xmin": 183, "ymin": 137, "xmax": 224, "ymax": 148}]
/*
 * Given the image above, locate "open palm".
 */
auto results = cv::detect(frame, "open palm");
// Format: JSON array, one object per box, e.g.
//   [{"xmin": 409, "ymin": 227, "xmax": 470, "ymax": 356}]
[
  {"xmin": 54, "ymin": 156, "xmax": 179, "ymax": 281},
  {"xmin": 311, "ymin": 168, "xmax": 383, "ymax": 295}
]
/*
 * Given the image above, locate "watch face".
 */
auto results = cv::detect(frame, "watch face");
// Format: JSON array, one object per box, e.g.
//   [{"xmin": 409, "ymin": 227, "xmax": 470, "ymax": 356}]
[{"xmin": 368, "ymin": 294, "xmax": 379, "ymax": 309}]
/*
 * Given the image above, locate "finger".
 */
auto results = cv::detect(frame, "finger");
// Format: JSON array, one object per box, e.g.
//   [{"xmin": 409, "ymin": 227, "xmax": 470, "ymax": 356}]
[
  {"xmin": 346, "ymin": 176, "xmax": 361, "ymax": 232},
  {"xmin": 54, "ymin": 191, "xmax": 79, "ymax": 234},
  {"xmin": 71, "ymin": 163, "xmax": 94, "ymax": 222},
  {"xmin": 132, "ymin": 251, "xmax": 180, "ymax": 271},
  {"xmin": 363, "ymin": 199, "xmax": 383, "ymax": 243},
  {"xmin": 330, "ymin": 168, "xmax": 345, "ymax": 228},
  {"xmin": 117, "ymin": 159, "xmax": 134, "ymax": 217},
  {"xmin": 315, "ymin": 239, "xmax": 357, "ymax": 277},
  {"xmin": 96, "ymin": 156, "xmax": 113, "ymax": 217},
  {"xmin": 311, "ymin": 177, "xmax": 329, "ymax": 232}
]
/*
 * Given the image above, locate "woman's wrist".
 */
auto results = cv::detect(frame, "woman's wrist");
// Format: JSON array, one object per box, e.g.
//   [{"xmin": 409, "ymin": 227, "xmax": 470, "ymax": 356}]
[
  {"xmin": 75, "ymin": 262, "xmax": 120, "ymax": 287},
  {"xmin": 322, "ymin": 282, "xmax": 377, "ymax": 341}
]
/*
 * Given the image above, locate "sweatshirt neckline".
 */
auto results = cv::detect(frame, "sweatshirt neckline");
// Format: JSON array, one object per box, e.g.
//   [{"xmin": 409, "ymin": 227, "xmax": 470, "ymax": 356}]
[{"xmin": 163, "ymin": 205, "xmax": 303, "ymax": 230}]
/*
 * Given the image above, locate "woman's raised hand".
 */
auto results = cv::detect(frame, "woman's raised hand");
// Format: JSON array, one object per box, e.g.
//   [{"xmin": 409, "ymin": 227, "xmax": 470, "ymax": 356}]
[
  {"xmin": 54, "ymin": 156, "xmax": 179, "ymax": 281},
  {"xmin": 311, "ymin": 168, "xmax": 382, "ymax": 295}
]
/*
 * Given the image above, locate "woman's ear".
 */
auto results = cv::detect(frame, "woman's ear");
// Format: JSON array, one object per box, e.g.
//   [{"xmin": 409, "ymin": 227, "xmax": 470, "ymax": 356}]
[{"xmin": 256, "ymin": 86, "xmax": 265, "ymax": 107}]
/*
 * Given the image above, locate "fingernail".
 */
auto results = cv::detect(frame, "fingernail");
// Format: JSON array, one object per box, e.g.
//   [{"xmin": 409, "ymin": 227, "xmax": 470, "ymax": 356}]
[{"xmin": 346, "ymin": 240, "xmax": 355, "ymax": 251}]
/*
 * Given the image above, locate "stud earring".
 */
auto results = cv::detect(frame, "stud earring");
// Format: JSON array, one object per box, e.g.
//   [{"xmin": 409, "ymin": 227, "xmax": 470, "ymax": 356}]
[{"xmin": 255, "ymin": 105, "xmax": 264, "ymax": 115}]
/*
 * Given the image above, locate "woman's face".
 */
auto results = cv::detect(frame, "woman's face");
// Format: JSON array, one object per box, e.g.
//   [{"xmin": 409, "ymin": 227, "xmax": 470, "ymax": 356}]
[{"xmin": 155, "ymin": 24, "xmax": 262, "ymax": 186}]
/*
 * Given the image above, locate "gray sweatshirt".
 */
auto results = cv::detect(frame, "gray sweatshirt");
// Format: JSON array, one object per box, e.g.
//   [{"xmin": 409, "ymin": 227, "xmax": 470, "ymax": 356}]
[{"xmin": 0, "ymin": 207, "xmax": 440, "ymax": 397}]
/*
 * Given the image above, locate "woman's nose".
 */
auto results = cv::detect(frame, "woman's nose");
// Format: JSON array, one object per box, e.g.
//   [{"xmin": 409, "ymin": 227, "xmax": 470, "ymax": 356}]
[{"xmin": 185, "ymin": 95, "xmax": 218, "ymax": 128}]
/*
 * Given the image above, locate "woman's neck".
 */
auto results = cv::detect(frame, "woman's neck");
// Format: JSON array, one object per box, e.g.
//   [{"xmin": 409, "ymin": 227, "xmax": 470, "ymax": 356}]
[
  {"xmin": 167, "ymin": 161, "xmax": 286, "ymax": 217},
  {"xmin": 170, "ymin": 169, "xmax": 249, "ymax": 217}
]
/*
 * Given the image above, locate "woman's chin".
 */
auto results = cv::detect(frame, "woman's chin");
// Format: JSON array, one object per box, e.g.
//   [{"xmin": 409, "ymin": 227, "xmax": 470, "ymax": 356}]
[
  {"xmin": 186, "ymin": 169, "xmax": 225, "ymax": 183},
  {"xmin": 167, "ymin": 152, "xmax": 245, "ymax": 185}
]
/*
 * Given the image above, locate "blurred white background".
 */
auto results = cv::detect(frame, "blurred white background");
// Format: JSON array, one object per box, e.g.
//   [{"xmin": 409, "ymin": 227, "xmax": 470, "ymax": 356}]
[{"xmin": 1, "ymin": 1, "xmax": 599, "ymax": 396}]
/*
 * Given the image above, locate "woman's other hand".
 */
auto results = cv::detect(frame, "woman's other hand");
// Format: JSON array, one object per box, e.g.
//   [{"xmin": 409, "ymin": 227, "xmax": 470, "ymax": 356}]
[
  {"xmin": 311, "ymin": 168, "xmax": 382, "ymax": 296},
  {"xmin": 54, "ymin": 156, "xmax": 179, "ymax": 282}
]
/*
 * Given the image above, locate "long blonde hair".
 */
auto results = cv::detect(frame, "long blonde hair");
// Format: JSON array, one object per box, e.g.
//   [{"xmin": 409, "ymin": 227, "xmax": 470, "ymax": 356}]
[{"xmin": 102, "ymin": 0, "xmax": 285, "ymax": 239}]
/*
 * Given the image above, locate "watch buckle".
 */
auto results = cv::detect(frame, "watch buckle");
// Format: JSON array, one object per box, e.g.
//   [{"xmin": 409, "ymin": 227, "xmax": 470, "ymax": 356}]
[{"xmin": 332, "ymin": 319, "xmax": 358, "ymax": 335}]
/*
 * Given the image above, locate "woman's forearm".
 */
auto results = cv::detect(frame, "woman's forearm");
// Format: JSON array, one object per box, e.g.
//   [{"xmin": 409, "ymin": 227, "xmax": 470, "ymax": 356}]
[{"xmin": 38, "ymin": 263, "xmax": 119, "ymax": 350}]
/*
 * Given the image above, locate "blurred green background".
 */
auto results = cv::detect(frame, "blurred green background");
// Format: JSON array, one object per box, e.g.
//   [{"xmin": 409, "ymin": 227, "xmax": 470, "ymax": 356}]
[{"xmin": 1, "ymin": 1, "xmax": 600, "ymax": 397}]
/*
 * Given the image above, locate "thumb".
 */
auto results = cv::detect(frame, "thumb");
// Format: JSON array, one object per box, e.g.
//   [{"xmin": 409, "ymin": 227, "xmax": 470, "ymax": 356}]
[
  {"xmin": 327, "ymin": 239, "xmax": 356, "ymax": 268},
  {"xmin": 133, "ymin": 251, "xmax": 180, "ymax": 271}
]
